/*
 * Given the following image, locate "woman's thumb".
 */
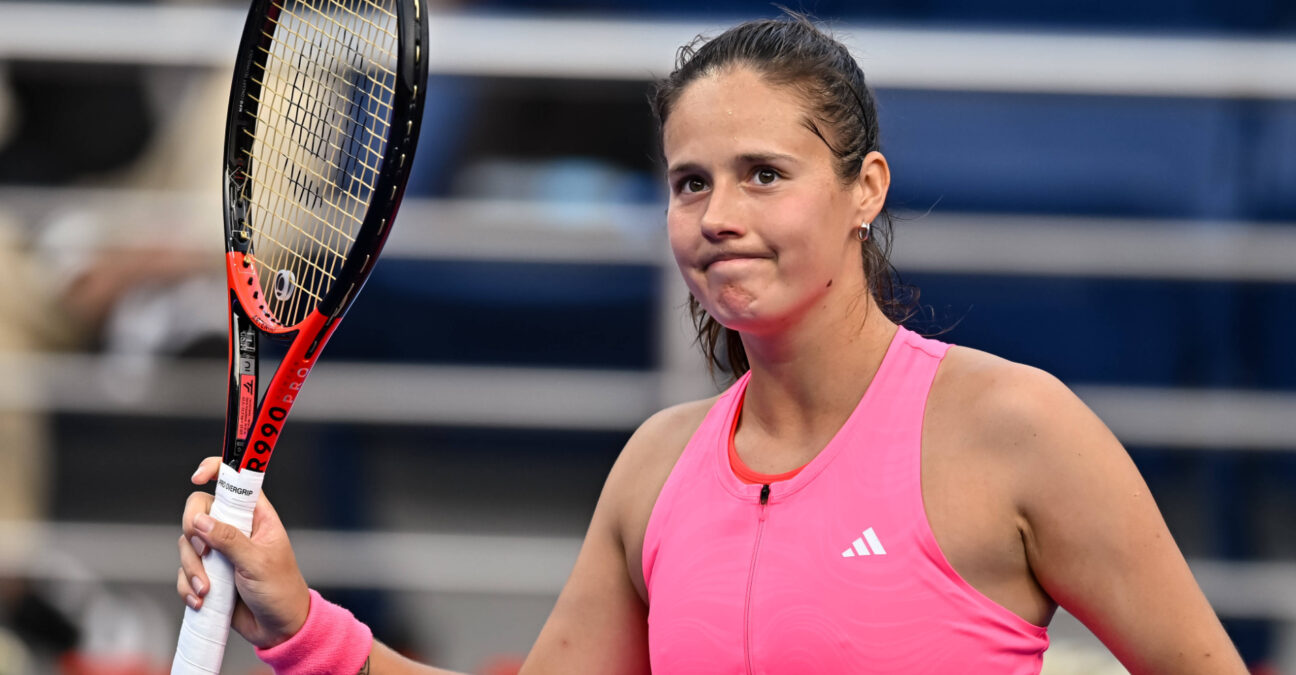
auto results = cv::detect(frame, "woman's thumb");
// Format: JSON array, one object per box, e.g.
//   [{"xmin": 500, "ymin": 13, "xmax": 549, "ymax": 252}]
[{"xmin": 193, "ymin": 513, "xmax": 255, "ymax": 566}]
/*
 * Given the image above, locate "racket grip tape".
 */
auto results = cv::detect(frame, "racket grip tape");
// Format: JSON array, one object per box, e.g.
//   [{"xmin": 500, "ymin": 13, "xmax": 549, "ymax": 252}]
[{"xmin": 172, "ymin": 464, "xmax": 265, "ymax": 675}]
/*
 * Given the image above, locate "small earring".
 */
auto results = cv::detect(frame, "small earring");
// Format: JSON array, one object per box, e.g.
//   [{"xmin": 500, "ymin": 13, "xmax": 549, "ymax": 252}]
[{"xmin": 857, "ymin": 221, "xmax": 871, "ymax": 242}]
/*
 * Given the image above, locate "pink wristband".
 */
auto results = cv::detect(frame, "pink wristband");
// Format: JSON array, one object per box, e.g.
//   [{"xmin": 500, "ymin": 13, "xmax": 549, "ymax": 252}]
[{"xmin": 255, "ymin": 589, "xmax": 373, "ymax": 675}]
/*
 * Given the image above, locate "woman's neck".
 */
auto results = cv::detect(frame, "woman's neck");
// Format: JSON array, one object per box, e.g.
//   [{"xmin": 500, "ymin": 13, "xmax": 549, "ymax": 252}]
[{"xmin": 738, "ymin": 294, "xmax": 898, "ymax": 445}]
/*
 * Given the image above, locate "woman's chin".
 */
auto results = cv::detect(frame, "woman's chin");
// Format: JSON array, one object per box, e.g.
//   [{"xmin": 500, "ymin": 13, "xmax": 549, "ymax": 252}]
[{"xmin": 707, "ymin": 310, "xmax": 782, "ymax": 336}]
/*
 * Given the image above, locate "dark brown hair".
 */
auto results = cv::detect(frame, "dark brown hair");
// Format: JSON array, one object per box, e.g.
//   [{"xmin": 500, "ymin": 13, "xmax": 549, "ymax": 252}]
[{"xmin": 652, "ymin": 13, "xmax": 916, "ymax": 379}]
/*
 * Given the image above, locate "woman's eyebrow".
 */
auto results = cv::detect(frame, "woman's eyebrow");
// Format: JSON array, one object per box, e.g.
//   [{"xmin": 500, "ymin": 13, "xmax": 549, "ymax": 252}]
[
  {"xmin": 667, "ymin": 161, "xmax": 704, "ymax": 176},
  {"xmin": 736, "ymin": 152, "xmax": 797, "ymax": 165},
  {"xmin": 668, "ymin": 152, "xmax": 798, "ymax": 175}
]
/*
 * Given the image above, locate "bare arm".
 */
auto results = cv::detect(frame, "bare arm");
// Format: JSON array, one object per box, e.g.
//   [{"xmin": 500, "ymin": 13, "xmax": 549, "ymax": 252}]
[
  {"xmin": 365, "ymin": 642, "xmax": 461, "ymax": 674},
  {"xmin": 362, "ymin": 413, "xmax": 663, "ymax": 675},
  {"xmin": 179, "ymin": 400, "xmax": 687, "ymax": 675},
  {"xmin": 513, "ymin": 406, "xmax": 687, "ymax": 675},
  {"xmin": 355, "ymin": 438, "xmax": 654, "ymax": 675},
  {"xmin": 989, "ymin": 367, "xmax": 1245, "ymax": 674},
  {"xmin": 179, "ymin": 460, "xmax": 644, "ymax": 675}
]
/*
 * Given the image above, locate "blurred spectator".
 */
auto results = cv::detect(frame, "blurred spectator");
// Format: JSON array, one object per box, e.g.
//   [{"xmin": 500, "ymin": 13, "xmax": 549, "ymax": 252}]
[{"xmin": 0, "ymin": 41, "xmax": 227, "ymax": 675}]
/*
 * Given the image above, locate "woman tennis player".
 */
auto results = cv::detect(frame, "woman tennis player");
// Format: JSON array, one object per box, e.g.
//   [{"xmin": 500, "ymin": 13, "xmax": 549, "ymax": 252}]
[{"xmin": 177, "ymin": 15, "xmax": 1247, "ymax": 674}]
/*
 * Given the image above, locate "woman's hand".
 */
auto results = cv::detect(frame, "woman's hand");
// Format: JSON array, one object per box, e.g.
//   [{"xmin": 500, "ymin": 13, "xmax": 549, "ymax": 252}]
[{"xmin": 177, "ymin": 456, "xmax": 312, "ymax": 649}]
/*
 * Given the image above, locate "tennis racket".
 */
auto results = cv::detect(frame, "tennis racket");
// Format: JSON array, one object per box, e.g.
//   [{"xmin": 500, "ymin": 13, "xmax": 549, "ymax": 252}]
[{"xmin": 171, "ymin": 0, "xmax": 427, "ymax": 672}]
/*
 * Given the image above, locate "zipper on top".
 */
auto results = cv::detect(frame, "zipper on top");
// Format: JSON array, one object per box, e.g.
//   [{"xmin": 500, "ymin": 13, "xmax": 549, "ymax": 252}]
[{"xmin": 744, "ymin": 483, "xmax": 771, "ymax": 675}]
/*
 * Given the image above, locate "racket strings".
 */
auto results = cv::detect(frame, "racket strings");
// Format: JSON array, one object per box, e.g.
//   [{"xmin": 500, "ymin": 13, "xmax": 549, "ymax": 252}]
[
  {"xmin": 239, "ymin": 146, "xmax": 352, "ymax": 257},
  {"xmin": 239, "ymin": 0, "xmax": 399, "ymax": 327},
  {"xmin": 242, "ymin": 89, "xmax": 385, "ymax": 202},
  {"xmin": 249, "ymin": 15, "xmax": 390, "ymax": 292},
  {"xmin": 240, "ymin": 123, "xmax": 367, "ymax": 235},
  {"xmin": 261, "ymin": 14, "xmax": 398, "ymax": 98},
  {"xmin": 242, "ymin": 85, "xmax": 385, "ymax": 219}
]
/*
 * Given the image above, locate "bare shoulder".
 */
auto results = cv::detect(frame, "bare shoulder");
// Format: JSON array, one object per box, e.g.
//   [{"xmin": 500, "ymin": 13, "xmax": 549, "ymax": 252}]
[
  {"xmin": 523, "ymin": 397, "xmax": 720, "ymax": 675},
  {"xmin": 928, "ymin": 344, "xmax": 1130, "ymax": 515},
  {"xmin": 606, "ymin": 397, "xmax": 717, "ymax": 528},
  {"xmin": 613, "ymin": 397, "xmax": 717, "ymax": 484},
  {"xmin": 930, "ymin": 345, "xmax": 1097, "ymax": 457},
  {"xmin": 930, "ymin": 347, "xmax": 1246, "ymax": 672},
  {"xmin": 601, "ymin": 396, "xmax": 718, "ymax": 600},
  {"xmin": 933, "ymin": 343, "xmax": 1157, "ymax": 534}
]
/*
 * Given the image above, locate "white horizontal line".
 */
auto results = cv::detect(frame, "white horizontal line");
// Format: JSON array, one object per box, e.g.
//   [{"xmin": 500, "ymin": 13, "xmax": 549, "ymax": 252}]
[
  {"xmin": 1075, "ymin": 385, "xmax": 1296, "ymax": 451},
  {"xmin": 385, "ymin": 206, "xmax": 1296, "ymax": 282},
  {"xmin": 894, "ymin": 213, "xmax": 1296, "ymax": 282},
  {"xmin": 6, "ymin": 187, "xmax": 1296, "ymax": 279},
  {"xmin": 0, "ymin": 3, "xmax": 243, "ymax": 68},
  {"xmin": 0, "ymin": 521, "xmax": 580, "ymax": 596},
  {"xmin": 387, "ymin": 199, "xmax": 666, "ymax": 265},
  {"xmin": 2, "ymin": 354, "xmax": 1293, "ymax": 449},
  {"xmin": 292, "ymin": 363, "xmax": 661, "ymax": 430},
  {"xmin": 3, "ymin": 521, "xmax": 1291, "ymax": 618},
  {"xmin": 427, "ymin": 15, "xmax": 1296, "ymax": 99},
  {"xmin": 1, "ymin": 4, "xmax": 1295, "ymax": 98},
  {"xmin": 1189, "ymin": 559, "xmax": 1296, "ymax": 621},
  {"xmin": 0, "ymin": 355, "xmax": 661, "ymax": 431},
  {"xmin": 394, "ymin": 205, "xmax": 1296, "ymax": 282}
]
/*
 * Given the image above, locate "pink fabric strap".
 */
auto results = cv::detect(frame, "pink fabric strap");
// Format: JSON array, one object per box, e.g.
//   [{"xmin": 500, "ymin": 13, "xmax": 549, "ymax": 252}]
[{"xmin": 255, "ymin": 589, "xmax": 373, "ymax": 675}]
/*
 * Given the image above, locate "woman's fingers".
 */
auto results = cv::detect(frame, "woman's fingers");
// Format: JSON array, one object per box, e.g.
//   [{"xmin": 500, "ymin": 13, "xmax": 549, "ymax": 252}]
[
  {"xmin": 250, "ymin": 490, "xmax": 284, "ymax": 539},
  {"xmin": 178, "ymin": 533, "xmax": 209, "ymax": 596},
  {"xmin": 191, "ymin": 512, "xmax": 259, "ymax": 573},
  {"xmin": 177, "ymin": 534, "xmax": 209, "ymax": 609},
  {"xmin": 177, "ymin": 459, "xmax": 309, "ymax": 647},
  {"xmin": 177, "ymin": 463, "xmax": 220, "ymax": 611},
  {"xmin": 182, "ymin": 491, "xmax": 215, "ymax": 553},
  {"xmin": 230, "ymin": 596, "xmax": 260, "ymax": 639},
  {"xmin": 191, "ymin": 456, "xmax": 222, "ymax": 485},
  {"xmin": 176, "ymin": 567, "xmax": 199, "ymax": 608}
]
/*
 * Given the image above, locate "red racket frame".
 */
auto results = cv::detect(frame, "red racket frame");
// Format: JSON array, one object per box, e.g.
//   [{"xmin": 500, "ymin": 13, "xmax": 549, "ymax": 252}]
[{"xmin": 217, "ymin": 0, "xmax": 428, "ymax": 476}]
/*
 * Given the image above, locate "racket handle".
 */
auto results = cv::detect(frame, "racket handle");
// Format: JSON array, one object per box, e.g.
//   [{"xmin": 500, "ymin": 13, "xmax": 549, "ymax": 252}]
[{"xmin": 172, "ymin": 464, "xmax": 264, "ymax": 675}]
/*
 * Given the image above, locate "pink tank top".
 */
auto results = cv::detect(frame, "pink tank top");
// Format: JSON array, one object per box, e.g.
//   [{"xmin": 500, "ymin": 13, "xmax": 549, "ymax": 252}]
[{"xmin": 642, "ymin": 326, "xmax": 1049, "ymax": 674}]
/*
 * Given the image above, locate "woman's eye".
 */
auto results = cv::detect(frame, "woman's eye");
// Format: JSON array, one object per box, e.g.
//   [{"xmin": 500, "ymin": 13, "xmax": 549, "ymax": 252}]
[
  {"xmin": 682, "ymin": 177, "xmax": 707, "ymax": 193},
  {"xmin": 754, "ymin": 168, "xmax": 779, "ymax": 185}
]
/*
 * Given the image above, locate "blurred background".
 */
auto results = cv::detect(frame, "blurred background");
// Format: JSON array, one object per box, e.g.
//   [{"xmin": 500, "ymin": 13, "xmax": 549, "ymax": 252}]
[{"xmin": 0, "ymin": 0, "xmax": 1294, "ymax": 673}]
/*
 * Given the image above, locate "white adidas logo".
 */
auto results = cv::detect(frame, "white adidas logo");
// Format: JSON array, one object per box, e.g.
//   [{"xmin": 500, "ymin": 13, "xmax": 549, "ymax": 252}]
[{"xmin": 841, "ymin": 528, "xmax": 887, "ymax": 557}]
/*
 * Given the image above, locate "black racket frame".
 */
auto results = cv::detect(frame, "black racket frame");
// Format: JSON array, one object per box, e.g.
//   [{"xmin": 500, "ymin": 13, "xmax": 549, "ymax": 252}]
[{"xmin": 218, "ymin": 0, "xmax": 429, "ymax": 470}]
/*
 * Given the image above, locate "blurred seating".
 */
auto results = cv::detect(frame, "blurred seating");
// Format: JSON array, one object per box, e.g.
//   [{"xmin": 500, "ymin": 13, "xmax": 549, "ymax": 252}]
[
  {"xmin": 477, "ymin": 0, "xmax": 1296, "ymax": 32},
  {"xmin": 1, "ymin": 1, "xmax": 1293, "ymax": 670},
  {"xmin": 879, "ymin": 91, "xmax": 1246, "ymax": 220}
]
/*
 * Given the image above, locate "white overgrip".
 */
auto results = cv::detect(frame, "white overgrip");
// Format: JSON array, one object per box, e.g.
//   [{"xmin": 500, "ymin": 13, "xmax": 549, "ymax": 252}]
[{"xmin": 171, "ymin": 463, "xmax": 265, "ymax": 675}]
